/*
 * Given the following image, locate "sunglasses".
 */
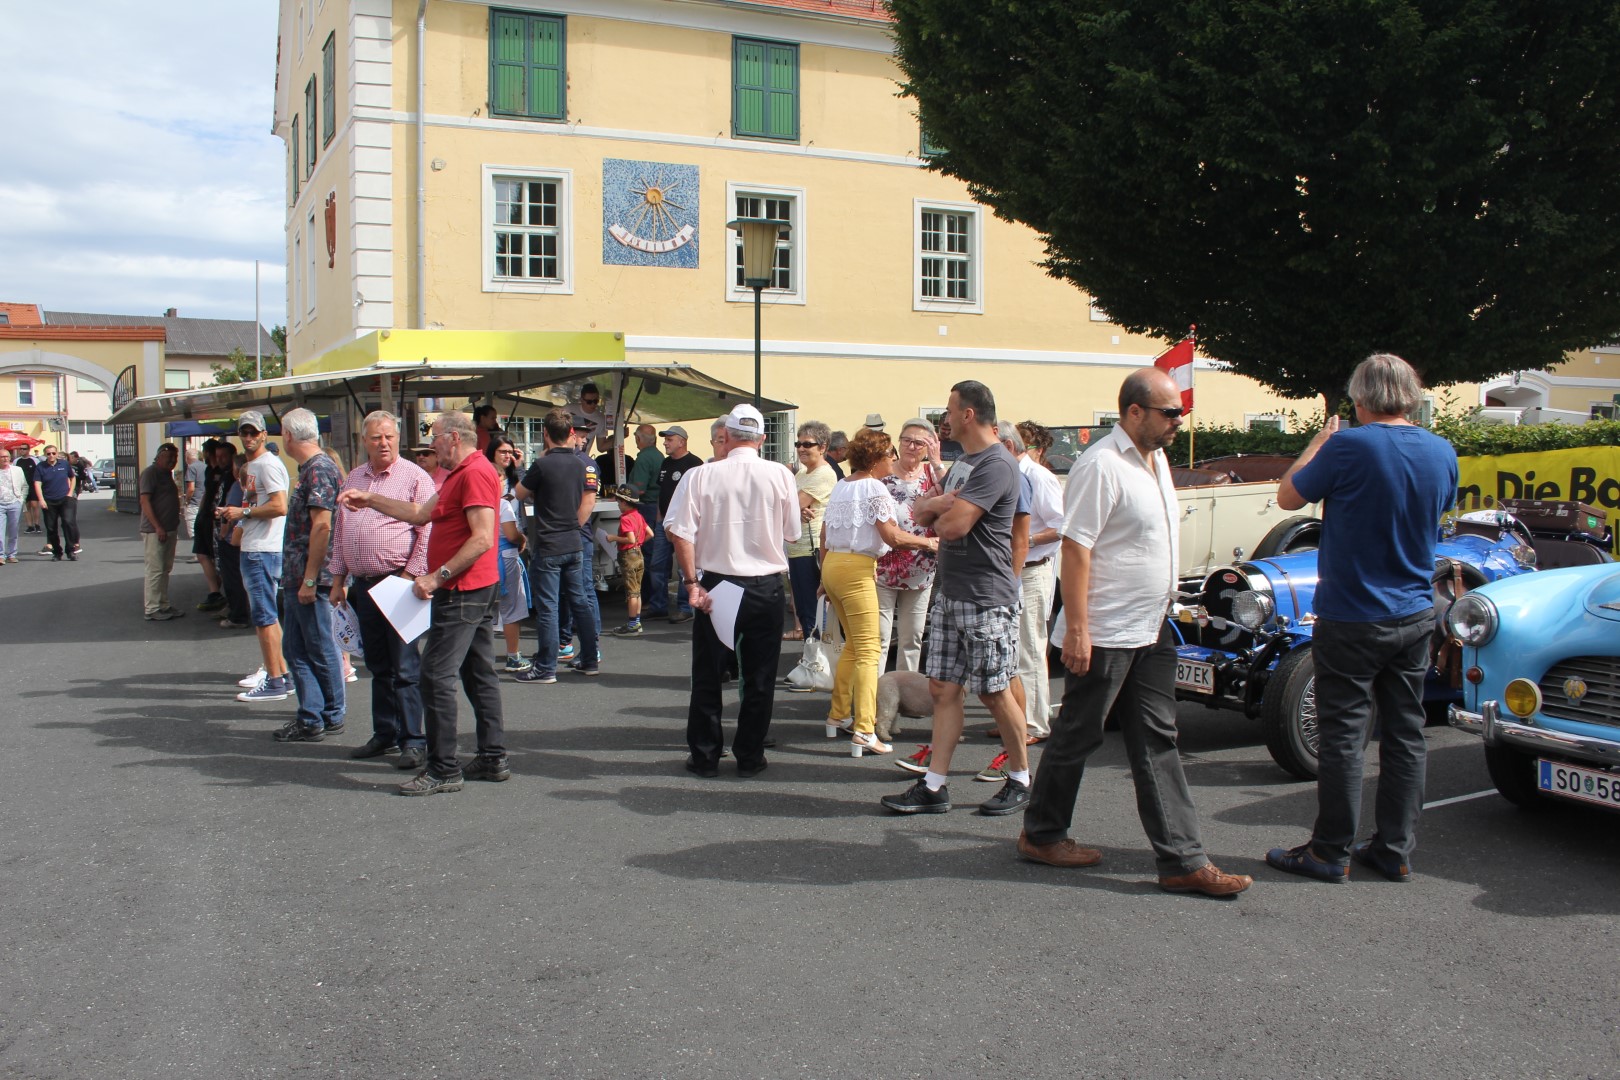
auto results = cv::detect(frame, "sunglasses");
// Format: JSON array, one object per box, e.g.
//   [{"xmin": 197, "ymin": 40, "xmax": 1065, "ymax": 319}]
[
  {"xmin": 794, "ymin": 441, "xmax": 821, "ymax": 449},
  {"xmin": 582, "ymin": 399, "xmax": 599, "ymax": 406},
  {"xmin": 1147, "ymin": 406, "xmax": 1189, "ymax": 419}
]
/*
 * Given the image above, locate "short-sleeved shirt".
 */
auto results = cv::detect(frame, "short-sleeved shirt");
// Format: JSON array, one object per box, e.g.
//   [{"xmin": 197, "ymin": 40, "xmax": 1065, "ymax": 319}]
[
  {"xmin": 575, "ymin": 448, "xmax": 600, "ymax": 544},
  {"xmin": 138, "ymin": 464, "xmax": 181, "ymax": 534},
  {"xmin": 876, "ymin": 472, "xmax": 937, "ymax": 591},
  {"xmin": 787, "ymin": 462, "xmax": 837, "ymax": 558},
  {"xmin": 184, "ymin": 459, "xmax": 207, "ymax": 507},
  {"xmin": 935, "ymin": 442, "xmax": 1021, "ymax": 607},
  {"xmin": 218, "ymin": 481, "xmax": 245, "ymax": 546},
  {"xmin": 628, "ymin": 447, "xmax": 663, "ymax": 508},
  {"xmin": 617, "ymin": 507, "xmax": 650, "ymax": 551},
  {"xmin": 17, "ymin": 456, "xmax": 37, "ymax": 496},
  {"xmin": 824, "ymin": 477, "xmax": 899, "ymax": 559},
  {"xmin": 1290, "ymin": 423, "xmax": 1458, "ymax": 622},
  {"xmin": 663, "ymin": 447, "xmax": 799, "ymax": 576},
  {"xmin": 521, "ymin": 448, "xmax": 591, "ymax": 559},
  {"xmin": 35, "ymin": 458, "xmax": 72, "ymax": 501},
  {"xmin": 239, "ymin": 453, "xmax": 290, "ymax": 553},
  {"xmin": 658, "ymin": 452, "xmax": 705, "ymax": 517},
  {"xmin": 282, "ymin": 452, "xmax": 342, "ymax": 590},
  {"xmin": 429, "ymin": 451, "xmax": 501, "ymax": 590}
]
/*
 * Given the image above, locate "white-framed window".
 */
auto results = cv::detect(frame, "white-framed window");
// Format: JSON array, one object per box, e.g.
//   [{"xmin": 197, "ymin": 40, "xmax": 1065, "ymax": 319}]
[
  {"xmin": 17, "ymin": 378, "xmax": 33, "ymax": 407},
  {"xmin": 1089, "ymin": 300, "xmax": 1110, "ymax": 322},
  {"xmin": 1246, "ymin": 413, "xmax": 1287, "ymax": 432},
  {"xmin": 305, "ymin": 209, "xmax": 319, "ymax": 320},
  {"xmin": 764, "ymin": 409, "xmax": 797, "ymax": 465},
  {"xmin": 1590, "ymin": 401, "xmax": 1618, "ymax": 421},
  {"xmin": 292, "ymin": 230, "xmax": 303, "ymax": 327},
  {"xmin": 1094, "ymin": 410, "xmax": 1119, "ymax": 427},
  {"xmin": 914, "ymin": 200, "xmax": 983, "ymax": 313},
  {"xmin": 483, "ymin": 165, "xmax": 574, "ymax": 295},
  {"xmin": 726, "ymin": 183, "xmax": 805, "ymax": 305},
  {"xmin": 68, "ymin": 421, "xmax": 109, "ymax": 435},
  {"xmin": 74, "ymin": 377, "xmax": 101, "ymax": 393}
]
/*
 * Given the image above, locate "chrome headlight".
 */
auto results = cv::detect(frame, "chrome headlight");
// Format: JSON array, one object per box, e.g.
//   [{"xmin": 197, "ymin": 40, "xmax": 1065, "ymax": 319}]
[
  {"xmin": 1231, "ymin": 590, "xmax": 1276, "ymax": 630},
  {"xmin": 1444, "ymin": 593, "xmax": 1499, "ymax": 647}
]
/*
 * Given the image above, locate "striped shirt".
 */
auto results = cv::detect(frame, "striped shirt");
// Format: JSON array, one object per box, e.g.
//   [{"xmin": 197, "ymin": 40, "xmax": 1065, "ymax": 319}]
[{"xmin": 327, "ymin": 456, "xmax": 435, "ymax": 580}]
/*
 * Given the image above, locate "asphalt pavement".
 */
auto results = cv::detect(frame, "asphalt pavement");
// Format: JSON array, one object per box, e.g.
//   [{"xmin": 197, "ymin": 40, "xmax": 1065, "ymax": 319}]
[{"xmin": 2, "ymin": 493, "xmax": 1617, "ymax": 1079}]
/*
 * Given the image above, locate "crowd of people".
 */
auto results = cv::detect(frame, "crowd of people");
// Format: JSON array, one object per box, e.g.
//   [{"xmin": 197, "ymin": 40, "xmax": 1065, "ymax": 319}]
[
  {"xmin": 90, "ymin": 355, "xmax": 1455, "ymax": 897},
  {"xmin": 0, "ymin": 444, "xmax": 99, "ymax": 563}
]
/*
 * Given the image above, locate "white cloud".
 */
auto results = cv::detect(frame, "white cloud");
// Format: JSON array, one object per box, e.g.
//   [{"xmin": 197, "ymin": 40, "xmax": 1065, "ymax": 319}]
[{"xmin": 0, "ymin": 2, "xmax": 287, "ymax": 323}]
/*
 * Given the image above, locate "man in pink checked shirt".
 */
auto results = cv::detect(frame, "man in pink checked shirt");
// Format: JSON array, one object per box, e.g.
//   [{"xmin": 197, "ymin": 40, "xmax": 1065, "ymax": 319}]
[{"xmin": 328, "ymin": 411, "xmax": 436, "ymax": 770}]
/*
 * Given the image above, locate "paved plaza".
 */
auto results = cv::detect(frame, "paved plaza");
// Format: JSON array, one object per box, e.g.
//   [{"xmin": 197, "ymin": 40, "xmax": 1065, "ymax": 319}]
[{"xmin": 1, "ymin": 495, "xmax": 1616, "ymax": 1079}]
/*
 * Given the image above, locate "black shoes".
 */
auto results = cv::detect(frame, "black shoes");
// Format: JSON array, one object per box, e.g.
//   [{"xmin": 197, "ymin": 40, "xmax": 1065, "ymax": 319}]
[
  {"xmin": 463, "ymin": 755, "xmax": 511, "ymax": 783},
  {"xmin": 396, "ymin": 746, "xmax": 426, "ymax": 770},
  {"xmin": 736, "ymin": 757, "xmax": 768, "ymax": 778},
  {"xmin": 881, "ymin": 778, "xmax": 951, "ymax": 814},
  {"xmin": 350, "ymin": 737, "xmax": 400, "ymax": 760},
  {"xmin": 398, "ymin": 771, "xmax": 463, "ymax": 796},
  {"xmin": 979, "ymin": 778, "xmax": 1030, "ymax": 816},
  {"xmin": 684, "ymin": 755, "xmax": 719, "ymax": 778},
  {"xmin": 272, "ymin": 720, "xmax": 324, "ymax": 742}
]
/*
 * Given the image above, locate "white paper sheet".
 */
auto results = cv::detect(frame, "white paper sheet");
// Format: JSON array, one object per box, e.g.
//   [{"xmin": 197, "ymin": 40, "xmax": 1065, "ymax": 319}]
[
  {"xmin": 706, "ymin": 580, "xmax": 744, "ymax": 649},
  {"xmin": 367, "ymin": 574, "xmax": 432, "ymax": 645}
]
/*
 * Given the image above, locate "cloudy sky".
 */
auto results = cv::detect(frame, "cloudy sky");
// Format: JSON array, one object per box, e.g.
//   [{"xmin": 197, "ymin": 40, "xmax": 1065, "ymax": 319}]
[{"xmin": 0, "ymin": 3, "xmax": 286, "ymax": 326}]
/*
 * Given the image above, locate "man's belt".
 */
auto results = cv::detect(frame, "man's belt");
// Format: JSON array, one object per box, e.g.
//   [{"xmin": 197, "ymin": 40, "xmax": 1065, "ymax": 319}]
[
  {"xmin": 1025, "ymin": 556, "xmax": 1052, "ymax": 567},
  {"xmin": 355, "ymin": 569, "xmax": 409, "ymax": 584}
]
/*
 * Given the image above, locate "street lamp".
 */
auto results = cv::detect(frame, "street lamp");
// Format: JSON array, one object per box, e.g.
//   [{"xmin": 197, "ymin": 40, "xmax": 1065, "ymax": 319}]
[{"xmin": 727, "ymin": 216, "xmax": 790, "ymax": 408}]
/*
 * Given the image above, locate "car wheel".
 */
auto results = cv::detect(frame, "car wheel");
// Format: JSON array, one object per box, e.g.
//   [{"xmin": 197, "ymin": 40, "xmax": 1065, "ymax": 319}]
[
  {"xmin": 1261, "ymin": 646, "xmax": 1318, "ymax": 780},
  {"xmin": 1252, "ymin": 516, "xmax": 1320, "ymax": 560},
  {"xmin": 1484, "ymin": 742, "xmax": 1547, "ymax": 810}
]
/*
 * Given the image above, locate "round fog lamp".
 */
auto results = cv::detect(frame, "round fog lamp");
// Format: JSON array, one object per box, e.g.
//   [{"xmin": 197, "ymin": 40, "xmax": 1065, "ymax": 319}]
[
  {"xmin": 1444, "ymin": 593, "xmax": 1498, "ymax": 647},
  {"xmin": 1231, "ymin": 591, "xmax": 1275, "ymax": 630},
  {"xmin": 1502, "ymin": 678, "xmax": 1541, "ymax": 718}
]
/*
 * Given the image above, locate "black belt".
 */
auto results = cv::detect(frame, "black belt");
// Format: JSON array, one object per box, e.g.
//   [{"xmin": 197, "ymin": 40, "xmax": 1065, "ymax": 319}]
[
  {"xmin": 355, "ymin": 570, "xmax": 408, "ymax": 584},
  {"xmin": 702, "ymin": 572, "xmax": 779, "ymax": 586},
  {"xmin": 1026, "ymin": 556, "xmax": 1051, "ymax": 567}
]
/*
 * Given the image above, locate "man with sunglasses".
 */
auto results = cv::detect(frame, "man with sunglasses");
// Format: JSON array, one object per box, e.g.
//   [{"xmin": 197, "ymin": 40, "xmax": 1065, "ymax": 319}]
[
  {"xmin": 32, "ymin": 445, "xmax": 78, "ymax": 560},
  {"xmin": 1020, "ymin": 367, "xmax": 1252, "ymax": 897}
]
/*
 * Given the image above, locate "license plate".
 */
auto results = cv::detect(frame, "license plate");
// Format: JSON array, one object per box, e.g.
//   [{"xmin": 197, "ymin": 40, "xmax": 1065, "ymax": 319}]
[
  {"xmin": 1176, "ymin": 659, "xmax": 1215, "ymax": 695},
  {"xmin": 1538, "ymin": 759, "xmax": 1620, "ymax": 810}
]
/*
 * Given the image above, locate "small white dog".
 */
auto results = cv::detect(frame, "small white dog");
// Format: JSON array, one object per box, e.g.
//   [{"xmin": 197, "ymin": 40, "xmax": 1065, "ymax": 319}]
[{"xmin": 875, "ymin": 670, "xmax": 934, "ymax": 743}]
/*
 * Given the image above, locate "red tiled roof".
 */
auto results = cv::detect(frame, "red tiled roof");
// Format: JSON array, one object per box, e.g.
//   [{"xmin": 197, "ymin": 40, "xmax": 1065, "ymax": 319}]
[
  {"xmin": 0, "ymin": 304, "xmax": 42, "ymax": 327},
  {"xmin": 722, "ymin": 0, "xmax": 892, "ymax": 23},
  {"xmin": 0, "ymin": 327, "xmax": 167, "ymax": 342}
]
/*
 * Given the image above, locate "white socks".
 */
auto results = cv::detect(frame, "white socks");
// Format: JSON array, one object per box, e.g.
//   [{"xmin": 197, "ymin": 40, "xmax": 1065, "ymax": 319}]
[
  {"xmin": 1009, "ymin": 769, "xmax": 1031, "ymax": 787},
  {"xmin": 924, "ymin": 770, "xmax": 948, "ymax": 791}
]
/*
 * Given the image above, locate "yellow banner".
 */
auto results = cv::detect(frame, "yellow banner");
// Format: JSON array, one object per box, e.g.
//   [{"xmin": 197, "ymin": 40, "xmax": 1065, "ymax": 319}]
[{"xmin": 1457, "ymin": 445, "xmax": 1620, "ymax": 515}]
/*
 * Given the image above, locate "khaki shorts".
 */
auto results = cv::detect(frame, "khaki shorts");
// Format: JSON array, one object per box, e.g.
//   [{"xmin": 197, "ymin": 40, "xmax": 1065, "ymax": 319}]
[{"xmin": 618, "ymin": 546, "xmax": 644, "ymax": 594}]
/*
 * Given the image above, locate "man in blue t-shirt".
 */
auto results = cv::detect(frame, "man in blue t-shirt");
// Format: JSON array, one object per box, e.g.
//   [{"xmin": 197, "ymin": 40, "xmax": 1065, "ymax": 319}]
[{"xmin": 1267, "ymin": 353, "xmax": 1459, "ymax": 886}]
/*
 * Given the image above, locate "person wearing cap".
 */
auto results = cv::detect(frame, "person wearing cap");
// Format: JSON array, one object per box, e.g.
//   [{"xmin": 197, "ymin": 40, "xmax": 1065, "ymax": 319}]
[
  {"xmin": 138, "ymin": 442, "xmax": 183, "ymax": 618},
  {"xmin": 219, "ymin": 411, "xmax": 293, "ymax": 702},
  {"xmin": 336, "ymin": 409, "xmax": 506, "ymax": 795},
  {"xmin": 663, "ymin": 403, "xmax": 800, "ymax": 778},
  {"xmin": 511, "ymin": 409, "xmax": 602, "ymax": 681},
  {"xmin": 647, "ymin": 424, "xmax": 703, "ymax": 622},
  {"xmin": 606, "ymin": 486, "xmax": 652, "ymax": 635}
]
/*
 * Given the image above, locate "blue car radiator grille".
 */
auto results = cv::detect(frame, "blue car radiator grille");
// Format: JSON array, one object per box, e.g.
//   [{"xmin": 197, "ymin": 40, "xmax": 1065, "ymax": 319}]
[{"xmin": 1539, "ymin": 657, "xmax": 1620, "ymax": 728}]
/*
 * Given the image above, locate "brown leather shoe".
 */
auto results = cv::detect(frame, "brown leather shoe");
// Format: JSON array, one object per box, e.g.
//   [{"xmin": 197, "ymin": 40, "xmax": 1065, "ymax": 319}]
[
  {"xmin": 1017, "ymin": 830, "xmax": 1102, "ymax": 868},
  {"xmin": 1159, "ymin": 863, "xmax": 1253, "ymax": 897}
]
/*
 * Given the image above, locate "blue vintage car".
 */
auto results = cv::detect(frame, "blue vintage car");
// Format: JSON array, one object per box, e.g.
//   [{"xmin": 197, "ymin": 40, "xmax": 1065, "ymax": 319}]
[
  {"xmin": 1169, "ymin": 517, "xmax": 1541, "ymax": 779},
  {"xmin": 1447, "ymin": 563, "xmax": 1620, "ymax": 813}
]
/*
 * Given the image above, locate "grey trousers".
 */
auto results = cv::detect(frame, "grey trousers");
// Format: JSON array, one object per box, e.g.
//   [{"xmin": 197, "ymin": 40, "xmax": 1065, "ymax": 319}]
[
  {"xmin": 1025, "ymin": 628, "xmax": 1209, "ymax": 876},
  {"xmin": 1310, "ymin": 610, "xmax": 1432, "ymax": 865}
]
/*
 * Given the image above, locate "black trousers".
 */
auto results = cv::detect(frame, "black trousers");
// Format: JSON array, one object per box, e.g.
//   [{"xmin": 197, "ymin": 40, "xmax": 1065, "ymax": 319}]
[
  {"xmin": 420, "ymin": 584, "xmax": 504, "ymax": 777},
  {"xmin": 43, "ymin": 498, "xmax": 78, "ymax": 553},
  {"xmin": 687, "ymin": 572, "xmax": 785, "ymax": 768},
  {"xmin": 217, "ymin": 542, "xmax": 250, "ymax": 624},
  {"xmin": 350, "ymin": 573, "xmax": 427, "ymax": 749}
]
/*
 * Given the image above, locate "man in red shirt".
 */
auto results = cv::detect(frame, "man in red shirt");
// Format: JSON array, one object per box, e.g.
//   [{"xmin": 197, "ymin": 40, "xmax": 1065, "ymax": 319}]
[{"xmin": 337, "ymin": 410, "xmax": 505, "ymax": 795}]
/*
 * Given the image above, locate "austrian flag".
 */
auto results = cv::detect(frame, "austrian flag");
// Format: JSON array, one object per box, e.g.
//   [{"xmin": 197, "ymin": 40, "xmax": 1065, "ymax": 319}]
[{"xmin": 1153, "ymin": 330, "xmax": 1195, "ymax": 413}]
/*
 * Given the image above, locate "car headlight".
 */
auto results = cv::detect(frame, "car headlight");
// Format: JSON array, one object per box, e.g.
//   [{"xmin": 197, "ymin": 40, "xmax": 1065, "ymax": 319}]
[
  {"xmin": 1231, "ymin": 590, "xmax": 1276, "ymax": 630},
  {"xmin": 1503, "ymin": 678, "xmax": 1541, "ymax": 718},
  {"xmin": 1444, "ymin": 593, "xmax": 1498, "ymax": 647}
]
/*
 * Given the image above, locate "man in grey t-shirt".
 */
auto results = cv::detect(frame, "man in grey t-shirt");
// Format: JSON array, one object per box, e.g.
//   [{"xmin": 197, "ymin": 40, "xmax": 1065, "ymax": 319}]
[
  {"xmin": 881, "ymin": 379, "xmax": 1032, "ymax": 818},
  {"xmin": 139, "ymin": 443, "xmax": 183, "ymax": 619},
  {"xmin": 182, "ymin": 447, "xmax": 207, "ymax": 538}
]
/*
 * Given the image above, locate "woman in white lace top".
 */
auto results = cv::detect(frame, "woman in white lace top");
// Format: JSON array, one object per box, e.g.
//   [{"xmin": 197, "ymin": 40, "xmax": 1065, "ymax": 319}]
[{"xmin": 818, "ymin": 430, "xmax": 939, "ymax": 756}]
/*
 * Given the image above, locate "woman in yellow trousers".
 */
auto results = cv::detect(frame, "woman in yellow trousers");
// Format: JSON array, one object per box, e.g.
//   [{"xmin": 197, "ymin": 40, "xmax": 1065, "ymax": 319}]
[{"xmin": 819, "ymin": 430, "xmax": 940, "ymax": 756}]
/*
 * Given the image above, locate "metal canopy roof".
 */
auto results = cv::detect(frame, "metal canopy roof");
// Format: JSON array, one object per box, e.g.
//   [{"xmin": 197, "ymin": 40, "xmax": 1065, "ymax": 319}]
[{"xmin": 107, "ymin": 358, "xmax": 795, "ymax": 427}]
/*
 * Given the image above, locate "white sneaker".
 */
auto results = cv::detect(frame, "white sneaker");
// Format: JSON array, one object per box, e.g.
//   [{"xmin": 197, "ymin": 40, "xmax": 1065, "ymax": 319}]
[{"xmin": 238, "ymin": 667, "xmax": 267, "ymax": 688}]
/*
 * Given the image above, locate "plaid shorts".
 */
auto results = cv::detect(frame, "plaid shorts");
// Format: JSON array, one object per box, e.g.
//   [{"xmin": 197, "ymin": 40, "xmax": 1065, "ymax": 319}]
[{"xmin": 923, "ymin": 597, "xmax": 1022, "ymax": 695}]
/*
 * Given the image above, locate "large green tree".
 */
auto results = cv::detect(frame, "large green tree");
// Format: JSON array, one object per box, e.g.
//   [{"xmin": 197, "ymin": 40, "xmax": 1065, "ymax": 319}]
[{"xmin": 890, "ymin": 1, "xmax": 1620, "ymax": 411}]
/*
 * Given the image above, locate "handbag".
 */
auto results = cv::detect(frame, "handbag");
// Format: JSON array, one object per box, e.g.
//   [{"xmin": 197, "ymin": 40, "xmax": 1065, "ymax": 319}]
[{"xmin": 785, "ymin": 598, "xmax": 841, "ymax": 692}]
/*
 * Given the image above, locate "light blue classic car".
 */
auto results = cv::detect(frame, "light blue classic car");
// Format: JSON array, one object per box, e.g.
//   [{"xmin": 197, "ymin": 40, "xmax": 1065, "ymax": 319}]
[{"xmin": 1447, "ymin": 563, "xmax": 1620, "ymax": 813}]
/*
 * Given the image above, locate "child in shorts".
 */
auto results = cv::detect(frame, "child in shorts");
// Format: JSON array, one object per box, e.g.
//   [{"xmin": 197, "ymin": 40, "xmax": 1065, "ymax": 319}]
[{"xmin": 608, "ymin": 487, "xmax": 652, "ymax": 636}]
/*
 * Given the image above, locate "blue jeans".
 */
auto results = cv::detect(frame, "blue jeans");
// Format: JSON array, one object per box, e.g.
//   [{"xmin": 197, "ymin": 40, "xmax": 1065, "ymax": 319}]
[
  {"xmin": 529, "ymin": 548, "xmax": 601, "ymax": 674},
  {"xmin": 788, "ymin": 554, "xmax": 821, "ymax": 637},
  {"xmin": 0, "ymin": 502, "xmax": 19, "ymax": 559},
  {"xmin": 280, "ymin": 591, "xmax": 346, "ymax": 730},
  {"xmin": 349, "ymin": 574, "xmax": 426, "ymax": 749},
  {"xmin": 645, "ymin": 518, "xmax": 689, "ymax": 617},
  {"xmin": 559, "ymin": 534, "xmax": 603, "ymax": 646},
  {"xmin": 241, "ymin": 552, "xmax": 283, "ymax": 627}
]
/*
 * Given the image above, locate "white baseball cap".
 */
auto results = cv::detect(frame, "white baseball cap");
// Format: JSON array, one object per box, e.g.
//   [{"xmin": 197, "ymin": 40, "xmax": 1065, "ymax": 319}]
[{"xmin": 724, "ymin": 403, "xmax": 765, "ymax": 434}]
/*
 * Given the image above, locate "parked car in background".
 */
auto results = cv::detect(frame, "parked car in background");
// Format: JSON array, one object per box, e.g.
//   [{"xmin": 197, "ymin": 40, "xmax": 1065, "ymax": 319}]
[
  {"xmin": 1448, "ymin": 556, "xmax": 1620, "ymax": 814},
  {"xmin": 93, "ymin": 459, "xmax": 118, "ymax": 490}
]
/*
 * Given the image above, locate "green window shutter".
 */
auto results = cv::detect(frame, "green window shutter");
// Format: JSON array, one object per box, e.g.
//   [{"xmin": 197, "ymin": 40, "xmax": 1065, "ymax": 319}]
[
  {"xmin": 734, "ymin": 39, "xmax": 797, "ymax": 141},
  {"xmin": 291, "ymin": 117, "xmax": 300, "ymax": 202},
  {"xmin": 322, "ymin": 33, "xmax": 335, "ymax": 146},
  {"xmin": 305, "ymin": 77, "xmax": 318, "ymax": 172},
  {"xmin": 490, "ymin": 11, "xmax": 565, "ymax": 120}
]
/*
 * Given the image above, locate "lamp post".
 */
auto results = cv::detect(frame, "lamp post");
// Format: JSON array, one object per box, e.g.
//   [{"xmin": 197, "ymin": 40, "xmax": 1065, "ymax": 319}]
[{"xmin": 727, "ymin": 217, "xmax": 790, "ymax": 408}]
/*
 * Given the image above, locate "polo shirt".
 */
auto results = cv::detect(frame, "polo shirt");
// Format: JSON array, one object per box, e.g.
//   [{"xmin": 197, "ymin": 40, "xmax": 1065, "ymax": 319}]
[
  {"xmin": 520, "ymin": 447, "xmax": 590, "ymax": 559},
  {"xmin": 35, "ymin": 458, "xmax": 72, "ymax": 501},
  {"xmin": 428, "ymin": 451, "xmax": 500, "ymax": 590}
]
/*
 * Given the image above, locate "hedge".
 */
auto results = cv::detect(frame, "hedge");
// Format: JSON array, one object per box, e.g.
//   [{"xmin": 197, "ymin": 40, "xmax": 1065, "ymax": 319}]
[{"xmin": 1174, "ymin": 412, "xmax": 1620, "ymax": 462}]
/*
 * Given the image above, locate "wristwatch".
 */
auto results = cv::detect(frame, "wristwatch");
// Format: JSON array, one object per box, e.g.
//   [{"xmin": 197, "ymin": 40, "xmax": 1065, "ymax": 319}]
[
  {"xmin": 437, "ymin": 566, "xmax": 453, "ymax": 582},
  {"xmin": 243, "ymin": 506, "xmax": 252, "ymax": 519},
  {"xmin": 302, "ymin": 578, "xmax": 316, "ymax": 589}
]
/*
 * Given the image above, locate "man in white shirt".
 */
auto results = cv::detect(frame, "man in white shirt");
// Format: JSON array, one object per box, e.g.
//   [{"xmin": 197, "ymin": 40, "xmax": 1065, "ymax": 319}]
[
  {"xmin": 1019, "ymin": 368, "xmax": 1252, "ymax": 898},
  {"xmin": 219, "ymin": 410, "xmax": 293, "ymax": 702},
  {"xmin": 1000, "ymin": 419, "xmax": 1064, "ymax": 743},
  {"xmin": 664, "ymin": 403, "xmax": 800, "ymax": 778}
]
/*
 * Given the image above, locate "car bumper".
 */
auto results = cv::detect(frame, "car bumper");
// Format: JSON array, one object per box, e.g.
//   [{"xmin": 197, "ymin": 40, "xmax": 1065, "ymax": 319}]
[{"xmin": 1449, "ymin": 701, "xmax": 1620, "ymax": 767}]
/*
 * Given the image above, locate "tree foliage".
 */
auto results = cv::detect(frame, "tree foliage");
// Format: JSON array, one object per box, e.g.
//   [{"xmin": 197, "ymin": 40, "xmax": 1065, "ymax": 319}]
[
  {"xmin": 209, "ymin": 346, "xmax": 286, "ymax": 386},
  {"xmin": 890, "ymin": 1, "xmax": 1620, "ymax": 412}
]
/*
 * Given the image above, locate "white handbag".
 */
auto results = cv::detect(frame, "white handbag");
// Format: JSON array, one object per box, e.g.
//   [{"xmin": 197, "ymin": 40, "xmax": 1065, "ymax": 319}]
[{"xmin": 785, "ymin": 598, "xmax": 840, "ymax": 692}]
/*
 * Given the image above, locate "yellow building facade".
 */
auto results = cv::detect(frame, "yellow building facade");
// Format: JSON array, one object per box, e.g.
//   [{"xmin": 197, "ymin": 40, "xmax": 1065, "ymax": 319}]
[{"xmin": 274, "ymin": 0, "xmax": 1448, "ymax": 455}]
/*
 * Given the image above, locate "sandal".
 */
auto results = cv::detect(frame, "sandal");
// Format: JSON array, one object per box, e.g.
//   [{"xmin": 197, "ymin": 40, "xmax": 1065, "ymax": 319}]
[{"xmin": 782, "ymin": 628, "xmax": 804, "ymax": 641}]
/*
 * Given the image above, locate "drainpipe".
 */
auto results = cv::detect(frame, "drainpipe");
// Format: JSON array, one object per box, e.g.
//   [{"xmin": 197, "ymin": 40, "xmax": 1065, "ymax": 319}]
[{"xmin": 415, "ymin": 0, "xmax": 428, "ymax": 330}]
